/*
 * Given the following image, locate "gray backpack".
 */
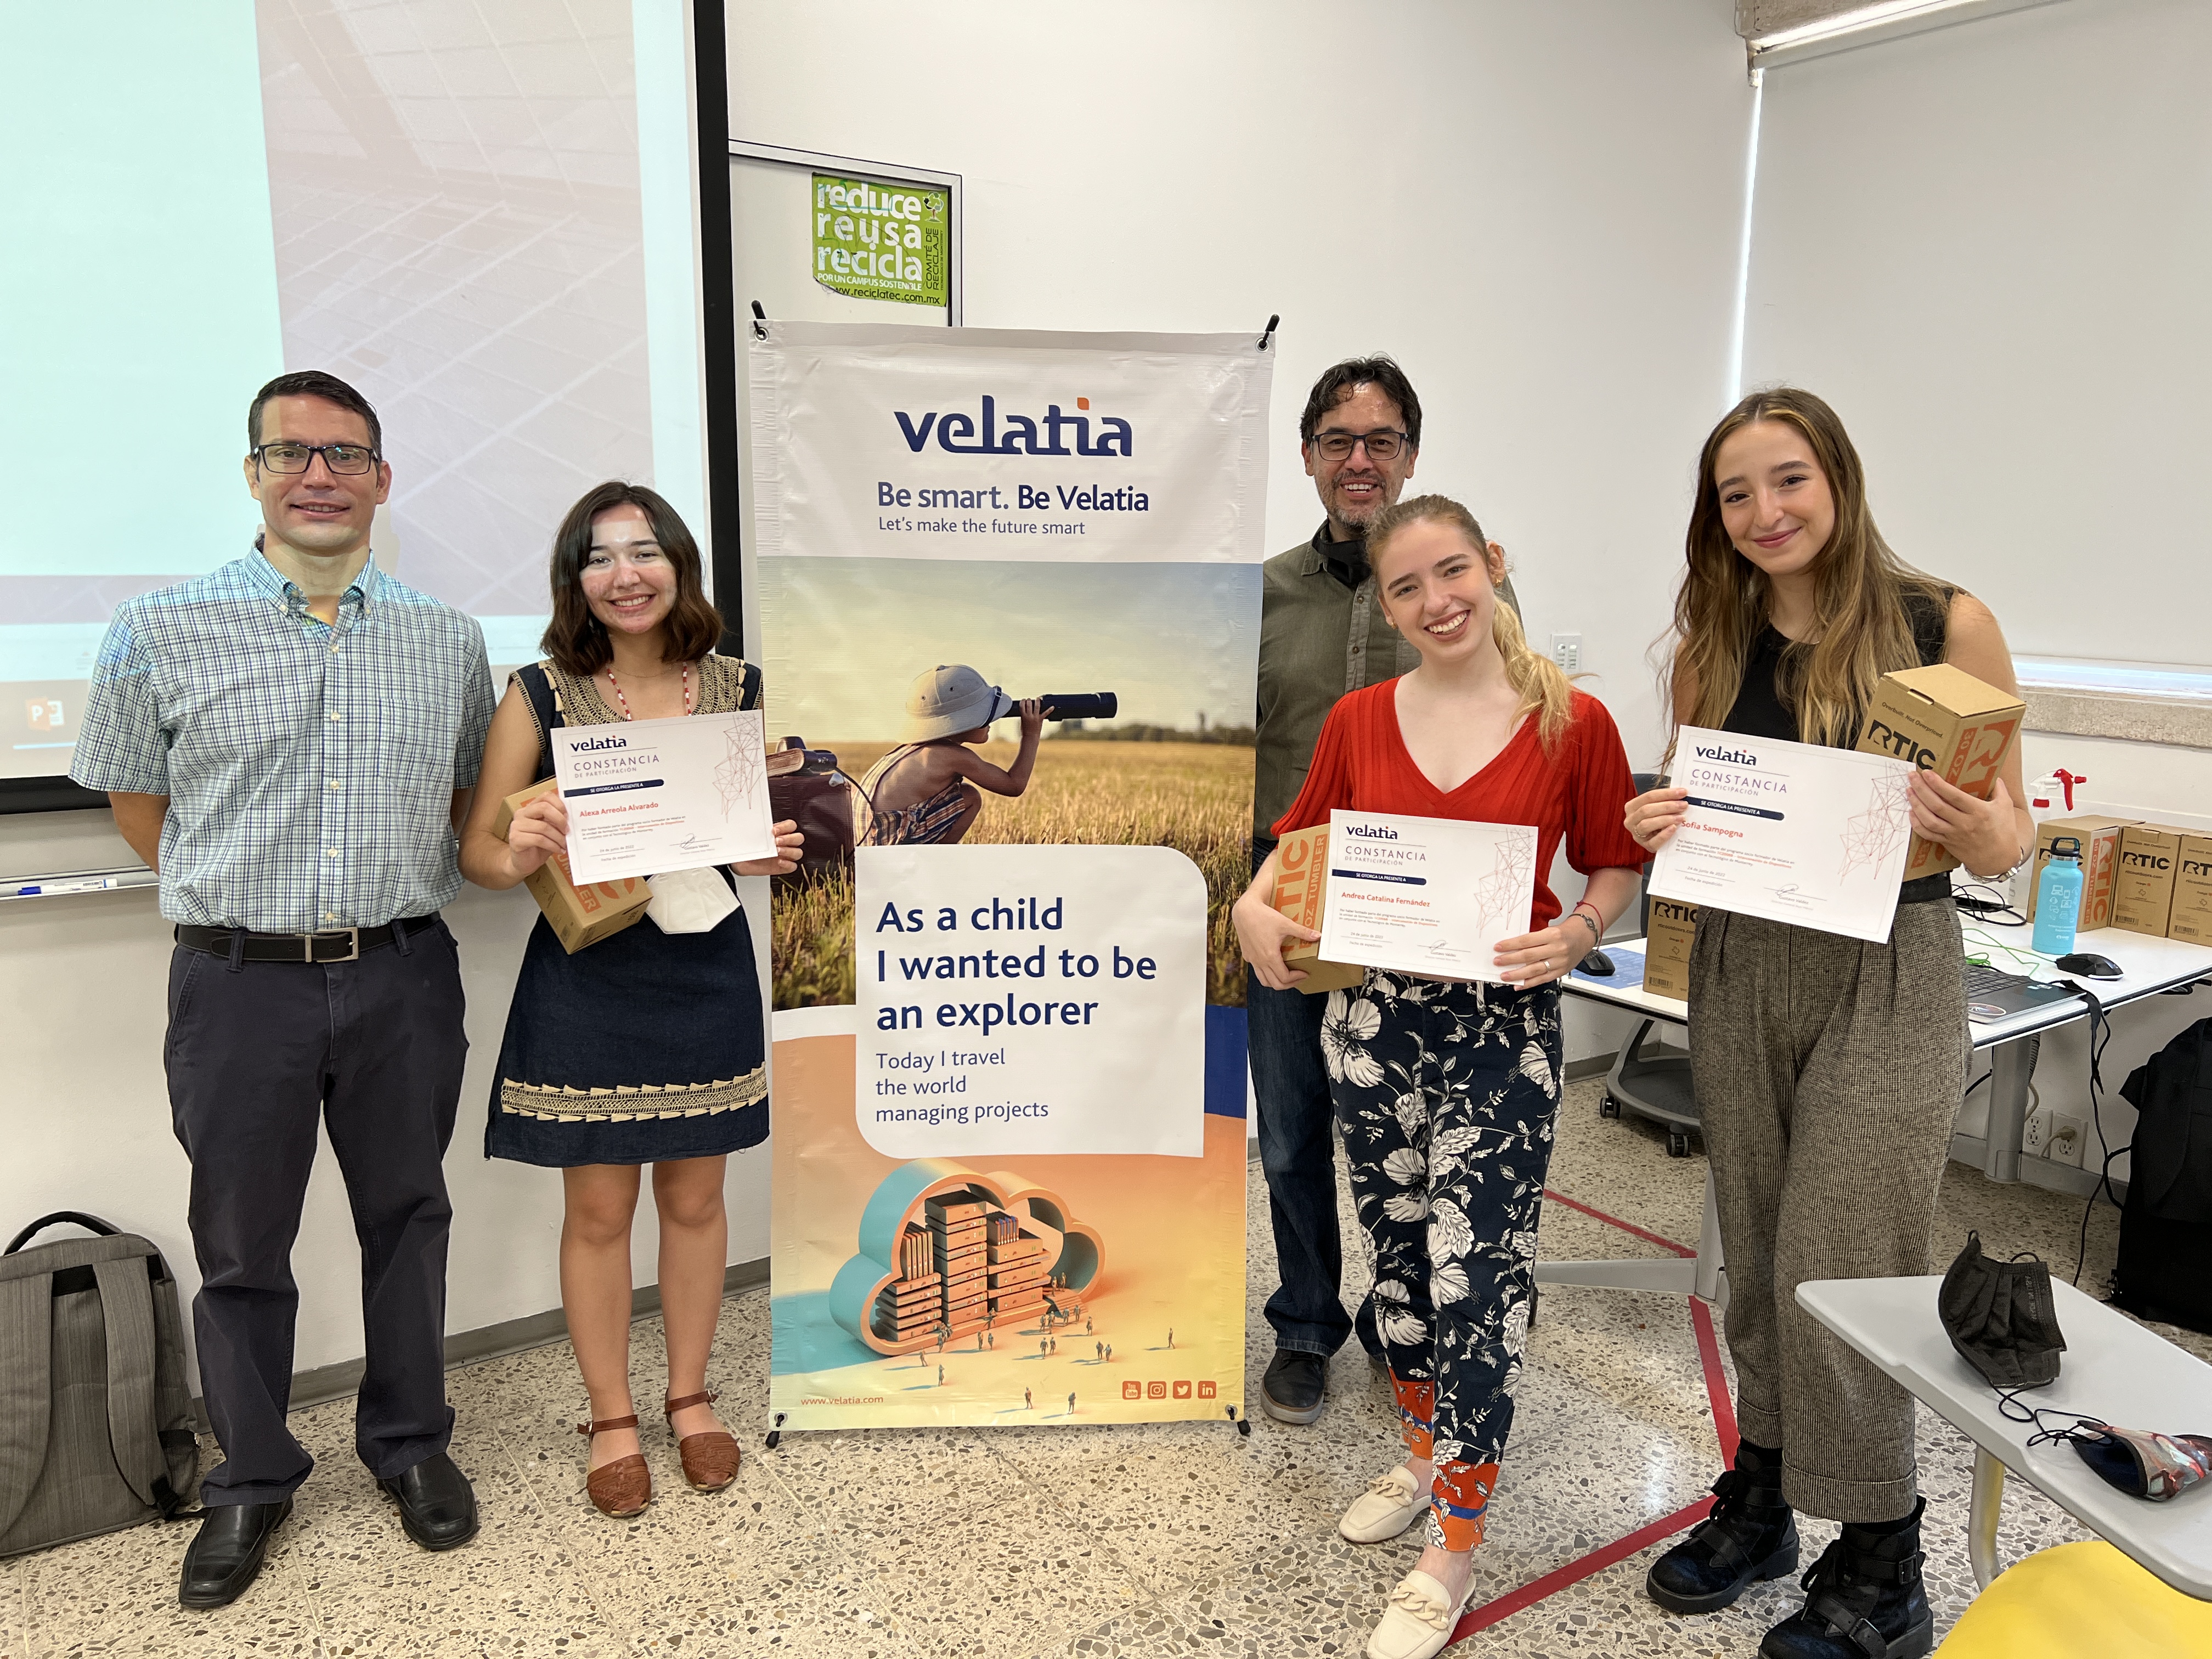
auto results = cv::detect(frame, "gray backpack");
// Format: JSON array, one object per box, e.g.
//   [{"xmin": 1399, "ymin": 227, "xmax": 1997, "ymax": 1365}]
[{"xmin": 1, "ymin": 1212, "xmax": 200, "ymax": 1556}]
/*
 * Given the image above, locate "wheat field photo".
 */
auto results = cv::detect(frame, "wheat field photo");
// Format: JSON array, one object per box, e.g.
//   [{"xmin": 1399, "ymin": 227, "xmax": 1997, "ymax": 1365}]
[{"xmin": 771, "ymin": 738, "xmax": 1254, "ymax": 1011}]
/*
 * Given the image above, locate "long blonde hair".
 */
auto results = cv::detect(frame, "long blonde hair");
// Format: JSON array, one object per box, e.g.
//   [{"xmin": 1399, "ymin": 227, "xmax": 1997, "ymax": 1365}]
[
  {"xmin": 1668, "ymin": 388, "xmax": 1950, "ymax": 752},
  {"xmin": 1367, "ymin": 494, "xmax": 1577, "ymax": 749}
]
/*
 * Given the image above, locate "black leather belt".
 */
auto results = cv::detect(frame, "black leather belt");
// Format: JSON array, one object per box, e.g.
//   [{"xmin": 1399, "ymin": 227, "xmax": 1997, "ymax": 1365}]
[
  {"xmin": 1899, "ymin": 874, "xmax": 1954, "ymax": 906},
  {"xmin": 175, "ymin": 913, "xmax": 439, "ymax": 963}
]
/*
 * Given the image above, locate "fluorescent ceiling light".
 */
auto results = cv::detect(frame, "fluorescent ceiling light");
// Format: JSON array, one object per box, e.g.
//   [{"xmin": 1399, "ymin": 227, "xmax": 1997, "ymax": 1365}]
[{"xmin": 1747, "ymin": 0, "xmax": 2070, "ymax": 65}]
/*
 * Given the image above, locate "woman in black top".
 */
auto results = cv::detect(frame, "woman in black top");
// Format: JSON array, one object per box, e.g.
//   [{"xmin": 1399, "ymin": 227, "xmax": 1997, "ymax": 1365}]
[{"xmin": 1624, "ymin": 390, "xmax": 2031, "ymax": 1659}]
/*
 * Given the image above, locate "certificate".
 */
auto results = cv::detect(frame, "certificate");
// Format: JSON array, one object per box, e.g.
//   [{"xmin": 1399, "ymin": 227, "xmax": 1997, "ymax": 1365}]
[
  {"xmin": 1318, "ymin": 809, "xmax": 1539, "ymax": 982},
  {"xmin": 1649, "ymin": 725, "xmax": 1917, "ymax": 944},
  {"xmin": 551, "ymin": 709, "xmax": 778, "ymax": 882}
]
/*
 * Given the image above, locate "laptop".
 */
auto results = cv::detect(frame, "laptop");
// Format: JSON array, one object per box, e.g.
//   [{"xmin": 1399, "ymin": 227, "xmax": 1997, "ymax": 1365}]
[{"xmin": 1963, "ymin": 960, "xmax": 2076, "ymax": 1025}]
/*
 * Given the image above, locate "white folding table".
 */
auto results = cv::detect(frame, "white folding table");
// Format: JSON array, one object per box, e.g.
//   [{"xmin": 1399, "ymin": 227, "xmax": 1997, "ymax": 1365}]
[{"xmin": 1797, "ymin": 1274, "xmax": 2212, "ymax": 1598}]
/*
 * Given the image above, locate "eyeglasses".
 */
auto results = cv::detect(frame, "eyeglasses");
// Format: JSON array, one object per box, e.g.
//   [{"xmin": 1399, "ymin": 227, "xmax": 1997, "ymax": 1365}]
[
  {"xmin": 252, "ymin": 442, "xmax": 380, "ymax": 476},
  {"xmin": 1311, "ymin": 428, "xmax": 1409, "ymax": 462}
]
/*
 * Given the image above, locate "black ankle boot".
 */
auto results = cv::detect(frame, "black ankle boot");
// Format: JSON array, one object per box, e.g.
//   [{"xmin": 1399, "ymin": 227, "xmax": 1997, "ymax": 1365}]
[
  {"xmin": 1760, "ymin": 1498, "xmax": 1934, "ymax": 1659},
  {"xmin": 1647, "ymin": 1443, "xmax": 1799, "ymax": 1614}
]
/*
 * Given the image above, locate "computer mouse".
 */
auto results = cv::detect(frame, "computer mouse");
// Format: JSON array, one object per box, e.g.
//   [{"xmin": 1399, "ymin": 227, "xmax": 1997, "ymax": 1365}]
[
  {"xmin": 1580, "ymin": 948, "xmax": 1616, "ymax": 977},
  {"xmin": 2055, "ymin": 952, "xmax": 2123, "ymax": 980}
]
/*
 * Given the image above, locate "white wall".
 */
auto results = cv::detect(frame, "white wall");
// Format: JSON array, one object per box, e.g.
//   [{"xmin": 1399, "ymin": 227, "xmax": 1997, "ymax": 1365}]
[{"xmin": 726, "ymin": 0, "xmax": 1750, "ymax": 776}]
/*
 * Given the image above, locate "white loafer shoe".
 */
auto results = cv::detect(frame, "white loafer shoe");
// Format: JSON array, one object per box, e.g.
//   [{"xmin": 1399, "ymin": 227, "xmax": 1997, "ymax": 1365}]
[
  {"xmin": 1339, "ymin": 1464, "xmax": 1425, "ymax": 1544},
  {"xmin": 1365, "ymin": 1568, "xmax": 1476, "ymax": 1659}
]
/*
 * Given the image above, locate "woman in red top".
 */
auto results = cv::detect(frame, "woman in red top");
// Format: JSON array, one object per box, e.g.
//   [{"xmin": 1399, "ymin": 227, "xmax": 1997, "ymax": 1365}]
[{"xmin": 1233, "ymin": 494, "xmax": 1645, "ymax": 1659}]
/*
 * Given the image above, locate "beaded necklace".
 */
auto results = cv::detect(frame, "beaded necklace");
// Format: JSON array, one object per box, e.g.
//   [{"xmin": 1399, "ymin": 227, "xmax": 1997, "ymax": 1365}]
[{"xmin": 602, "ymin": 661, "xmax": 692, "ymax": 720}]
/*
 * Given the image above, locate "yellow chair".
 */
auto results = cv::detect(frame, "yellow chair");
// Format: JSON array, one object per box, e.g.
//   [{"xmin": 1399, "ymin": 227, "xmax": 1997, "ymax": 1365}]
[{"xmin": 1937, "ymin": 1540, "xmax": 2212, "ymax": 1657}]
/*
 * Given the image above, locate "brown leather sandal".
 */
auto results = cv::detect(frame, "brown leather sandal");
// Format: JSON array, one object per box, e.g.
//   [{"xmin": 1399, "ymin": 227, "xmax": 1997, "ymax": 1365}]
[
  {"xmin": 664, "ymin": 1390, "xmax": 741, "ymax": 1493},
  {"xmin": 577, "ymin": 1413, "xmax": 652, "ymax": 1518}
]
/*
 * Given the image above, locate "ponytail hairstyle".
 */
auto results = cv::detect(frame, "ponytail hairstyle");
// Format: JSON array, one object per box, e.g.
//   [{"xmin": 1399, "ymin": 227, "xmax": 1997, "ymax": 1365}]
[
  {"xmin": 1668, "ymin": 388, "xmax": 1951, "ymax": 752},
  {"xmin": 1367, "ymin": 493, "xmax": 1578, "ymax": 749}
]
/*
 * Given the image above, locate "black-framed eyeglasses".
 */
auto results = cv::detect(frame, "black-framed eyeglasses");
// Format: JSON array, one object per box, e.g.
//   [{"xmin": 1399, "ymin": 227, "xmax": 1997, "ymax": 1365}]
[
  {"xmin": 1311, "ymin": 428, "xmax": 1409, "ymax": 462},
  {"xmin": 252, "ymin": 442, "xmax": 380, "ymax": 476}
]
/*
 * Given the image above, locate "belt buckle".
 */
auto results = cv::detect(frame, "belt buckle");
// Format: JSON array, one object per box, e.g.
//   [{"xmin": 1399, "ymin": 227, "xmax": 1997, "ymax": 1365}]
[{"xmin": 308, "ymin": 928, "xmax": 361, "ymax": 963}]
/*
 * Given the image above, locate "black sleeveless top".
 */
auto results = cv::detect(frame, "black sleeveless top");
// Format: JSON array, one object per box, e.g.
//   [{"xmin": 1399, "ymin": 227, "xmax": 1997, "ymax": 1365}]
[{"xmin": 1722, "ymin": 589, "xmax": 1954, "ymax": 905}]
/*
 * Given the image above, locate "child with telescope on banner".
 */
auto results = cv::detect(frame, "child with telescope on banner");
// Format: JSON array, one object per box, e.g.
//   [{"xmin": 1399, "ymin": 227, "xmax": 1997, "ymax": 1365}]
[{"xmin": 1233, "ymin": 495, "xmax": 1644, "ymax": 1659}]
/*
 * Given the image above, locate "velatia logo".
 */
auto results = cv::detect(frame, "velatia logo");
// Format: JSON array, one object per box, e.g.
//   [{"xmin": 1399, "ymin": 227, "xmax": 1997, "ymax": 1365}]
[
  {"xmin": 1694, "ymin": 744, "xmax": 1758, "ymax": 765},
  {"xmin": 1346, "ymin": 824, "xmax": 1398, "ymax": 840},
  {"xmin": 895, "ymin": 395, "xmax": 1133, "ymax": 458},
  {"xmin": 572, "ymin": 736, "xmax": 628, "ymax": 752}
]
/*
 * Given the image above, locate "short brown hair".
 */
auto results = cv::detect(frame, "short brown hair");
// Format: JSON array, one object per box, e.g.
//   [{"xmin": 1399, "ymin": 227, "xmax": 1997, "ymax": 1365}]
[
  {"xmin": 249, "ymin": 370, "xmax": 382, "ymax": 453},
  {"xmin": 1299, "ymin": 356, "xmax": 1422, "ymax": 450},
  {"xmin": 540, "ymin": 482, "xmax": 723, "ymax": 675}
]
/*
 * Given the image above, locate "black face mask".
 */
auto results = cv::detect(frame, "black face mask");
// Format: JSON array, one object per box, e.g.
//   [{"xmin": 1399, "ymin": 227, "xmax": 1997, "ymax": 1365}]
[{"xmin": 1939, "ymin": 1232, "xmax": 2067, "ymax": 1391}]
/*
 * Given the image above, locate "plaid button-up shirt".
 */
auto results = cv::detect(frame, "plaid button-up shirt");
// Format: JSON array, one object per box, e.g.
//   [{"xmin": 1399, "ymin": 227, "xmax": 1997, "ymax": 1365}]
[{"xmin": 70, "ymin": 550, "xmax": 494, "ymax": 933}]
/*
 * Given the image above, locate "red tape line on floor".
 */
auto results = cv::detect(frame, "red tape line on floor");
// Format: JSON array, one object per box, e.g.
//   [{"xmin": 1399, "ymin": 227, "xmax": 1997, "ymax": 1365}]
[{"xmin": 1444, "ymin": 1188, "xmax": 1731, "ymax": 1645}]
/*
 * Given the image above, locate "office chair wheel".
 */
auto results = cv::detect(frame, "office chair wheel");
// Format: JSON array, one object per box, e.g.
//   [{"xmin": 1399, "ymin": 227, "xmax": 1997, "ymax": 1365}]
[
  {"xmin": 1599, "ymin": 1093, "xmax": 1622, "ymax": 1119},
  {"xmin": 1667, "ymin": 1131, "xmax": 1692, "ymax": 1159}
]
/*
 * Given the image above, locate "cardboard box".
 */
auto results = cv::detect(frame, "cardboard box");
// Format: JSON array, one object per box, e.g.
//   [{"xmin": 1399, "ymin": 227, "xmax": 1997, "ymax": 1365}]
[
  {"xmin": 2111, "ymin": 825, "xmax": 2186, "ymax": 938},
  {"xmin": 2025, "ymin": 815, "xmax": 2135, "ymax": 930},
  {"xmin": 492, "ymin": 778, "xmax": 651, "ymax": 953},
  {"xmin": 1643, "ymin": 895, "xmax": 1699, "ymax": 1002},
  {"xmin": 2168, "ymin": 834, "xmax": 2212, "ymax": 945},
  {"xmin": 1855, "ymin": 663, "xmax": 2026, "ymax": 882},
  {"xmin": 1269, "ymin": 822, "xmax": 1365, "ymax": 995}
]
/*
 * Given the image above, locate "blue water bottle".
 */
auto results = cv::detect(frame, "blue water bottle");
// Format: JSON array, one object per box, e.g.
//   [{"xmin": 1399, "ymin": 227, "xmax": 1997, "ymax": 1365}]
[{"xmin": 2033, "ymin": 836, "xmax": 2085, "ymax": 957}]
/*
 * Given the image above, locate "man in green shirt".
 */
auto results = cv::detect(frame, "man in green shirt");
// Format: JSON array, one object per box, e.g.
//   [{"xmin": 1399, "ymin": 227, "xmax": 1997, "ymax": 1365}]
[{"xmin": 1242, "ymin": 357, "xmax": 1518, "ymax": 1425}]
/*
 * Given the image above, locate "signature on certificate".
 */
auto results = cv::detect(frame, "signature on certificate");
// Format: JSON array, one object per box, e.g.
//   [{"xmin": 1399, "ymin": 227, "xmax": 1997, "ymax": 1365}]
[{"xmin": 676, "ymin": 833, "xmax": 716, "ymax": 853}]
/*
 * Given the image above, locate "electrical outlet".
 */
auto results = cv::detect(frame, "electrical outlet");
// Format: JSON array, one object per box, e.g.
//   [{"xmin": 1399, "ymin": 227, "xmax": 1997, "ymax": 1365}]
[{"xmin": 1550, "ymin": 633, "xmax": 1582, "ymax": 673}]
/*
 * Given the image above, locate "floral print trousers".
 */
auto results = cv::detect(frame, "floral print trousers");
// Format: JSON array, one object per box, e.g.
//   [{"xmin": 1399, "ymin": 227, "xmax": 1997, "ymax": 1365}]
[{"xmin": 1323, "ymin": 970, "xmax": 1562, "ymax": 1551}]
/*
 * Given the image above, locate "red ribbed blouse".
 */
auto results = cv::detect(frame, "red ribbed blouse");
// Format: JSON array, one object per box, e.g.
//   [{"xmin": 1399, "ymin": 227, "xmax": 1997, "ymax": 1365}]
[{"xmin": 1273, "ymin": 681, "xmax": 1646, "ymax": 933}]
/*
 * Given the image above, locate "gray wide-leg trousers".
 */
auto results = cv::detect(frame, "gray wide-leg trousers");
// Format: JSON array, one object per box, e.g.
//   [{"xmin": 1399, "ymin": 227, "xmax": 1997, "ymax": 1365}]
[{"xmin": 1688, "ymin": 900, "xmax": 1967, "ymax": 1523}]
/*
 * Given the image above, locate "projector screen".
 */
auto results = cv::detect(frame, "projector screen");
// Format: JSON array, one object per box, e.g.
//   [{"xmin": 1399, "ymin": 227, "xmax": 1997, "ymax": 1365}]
[{"xmin": 0, "ymin": 1, "xmax": 704, "ymax": 793}]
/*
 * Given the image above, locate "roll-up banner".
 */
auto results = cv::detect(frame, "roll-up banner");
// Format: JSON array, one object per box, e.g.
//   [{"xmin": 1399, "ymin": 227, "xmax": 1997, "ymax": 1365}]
[{"xmin": 752, "ymin": 323, "xmax": 1269, "ymax": 1431}]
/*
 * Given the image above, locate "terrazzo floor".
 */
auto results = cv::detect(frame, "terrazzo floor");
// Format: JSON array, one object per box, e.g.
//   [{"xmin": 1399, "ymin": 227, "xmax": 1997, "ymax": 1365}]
[{"xmin": 8, "ymin": 1075, "xmax": 2205, "ymax": 1659}]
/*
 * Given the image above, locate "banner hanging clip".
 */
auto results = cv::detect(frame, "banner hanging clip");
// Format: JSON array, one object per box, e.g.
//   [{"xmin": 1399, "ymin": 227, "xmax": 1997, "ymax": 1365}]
[
  {"xmin": 1258, "ymin": 314, "xmax": 1279, "ymax": 352},
  {"xmin": 750, "ymin": 300, "xmax": 769, "ymax": 341}
]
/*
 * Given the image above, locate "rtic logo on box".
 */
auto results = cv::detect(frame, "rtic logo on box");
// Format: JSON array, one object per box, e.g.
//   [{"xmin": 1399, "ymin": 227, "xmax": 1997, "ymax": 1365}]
[
  {"xmin": 1198, "ymin": 1381, "xmax": 1217, "ymax": 1399},
  {"xmin": 1147, "ymin": 1381, "xmax": 1167, "ymax": 1400},
  {"xmin": 1122, "ymin": 1381, "xmax": 1141, "ymax": 1400},
  {"xmin": 2121, "ymin": 850, "xmax": 2172, "ymax": 871},
  {"xmin": 1172, "ymin": 1380, "xmax": 1192, "ymax": 1400},
  {"xmin": 1861, "ymin": 719, "xmax": 1937, "ymax": 769},
  {"xmin": 1650, "ymin": 898, "xmax": 1699, "ymax": 926},
  {"xmin": 25, "ymin": 698, "xmax": 63, "ymax": 731}
]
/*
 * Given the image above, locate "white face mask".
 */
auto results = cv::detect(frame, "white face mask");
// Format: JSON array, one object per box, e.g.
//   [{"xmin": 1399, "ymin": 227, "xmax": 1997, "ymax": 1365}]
[{"xmin": 644, "ymin": 867, "xmax": 739, "ymax": 934}]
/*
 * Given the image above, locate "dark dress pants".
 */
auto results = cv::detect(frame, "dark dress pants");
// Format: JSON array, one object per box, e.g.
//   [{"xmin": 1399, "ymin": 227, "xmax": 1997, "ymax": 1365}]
[
  {"xmin": 1246, "ymin": 844, "xmax": 1381, "ymax": 1361},
  {"xmin": 163, "ymin": 918, "xmax": 466, "ymax": 1506}
]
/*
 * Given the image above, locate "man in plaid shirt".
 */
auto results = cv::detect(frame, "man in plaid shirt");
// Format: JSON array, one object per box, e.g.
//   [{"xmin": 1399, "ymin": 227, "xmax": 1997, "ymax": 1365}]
[{"xmin": 72, "ymin": 371, "xmax": 494, "ymax": 1608}]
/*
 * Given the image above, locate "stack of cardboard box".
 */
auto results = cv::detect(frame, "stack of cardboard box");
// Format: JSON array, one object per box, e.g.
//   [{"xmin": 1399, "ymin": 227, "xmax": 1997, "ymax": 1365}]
[{"xmin": 2029, "ymin": 818, "xmax": 2212, "ymax": 942}]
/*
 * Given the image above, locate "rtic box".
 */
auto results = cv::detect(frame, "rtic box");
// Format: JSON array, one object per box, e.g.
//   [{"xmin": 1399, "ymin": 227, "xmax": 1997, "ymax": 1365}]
[
  {"xmin": 2111, "ymin": 825, "xmax": 2186, "ymax": 938},
  {"xmin": 1269, "ymin": 822, "xmax": 1365, "ymax": 995},
  {"xmin": 1643, "ymin": 895, "xmax": 1699, "ymax": 1002},
  {"xmin": 493, "ymin": 778, "xmax": 652, "ymax": 953},
  {"xmin": 1854, "ymin": 664, "xmax": 2025, "ymax": 882},
  {"xmin": 2025, "ymin": 815, "xmax": 2135, "ymax": 930},
  {"xmin": 2165, "ymin": 834, "xmax": 2212, "ymax": 945}
]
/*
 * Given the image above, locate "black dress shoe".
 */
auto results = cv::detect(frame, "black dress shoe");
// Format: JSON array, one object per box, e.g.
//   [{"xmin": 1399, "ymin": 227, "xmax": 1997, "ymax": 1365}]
[
  {"xmin": 379, "ymin": 1452, "xmax": 479, "ymax": 1551},
  {"xmin": 1260, "ymin": 1350, "xmax": 1327, "ymax": 1424},
  {"xmin": 179, "ymin": 1499, "xmax": 291, "ymax": 1609}
]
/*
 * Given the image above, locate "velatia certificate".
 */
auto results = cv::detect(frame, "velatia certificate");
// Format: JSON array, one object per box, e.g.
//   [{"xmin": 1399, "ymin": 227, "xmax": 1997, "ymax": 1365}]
[
  {"xmin": 1318, "ymin": 809, "xmax": 1539, "ymax": 982},
  {"xmin": 1648, "ymin": 725, "xmax": 1919, "ymax": 944},
  {"xmin": 551, "ymin": 709, "xmax": 778, "ymax": 882}
]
